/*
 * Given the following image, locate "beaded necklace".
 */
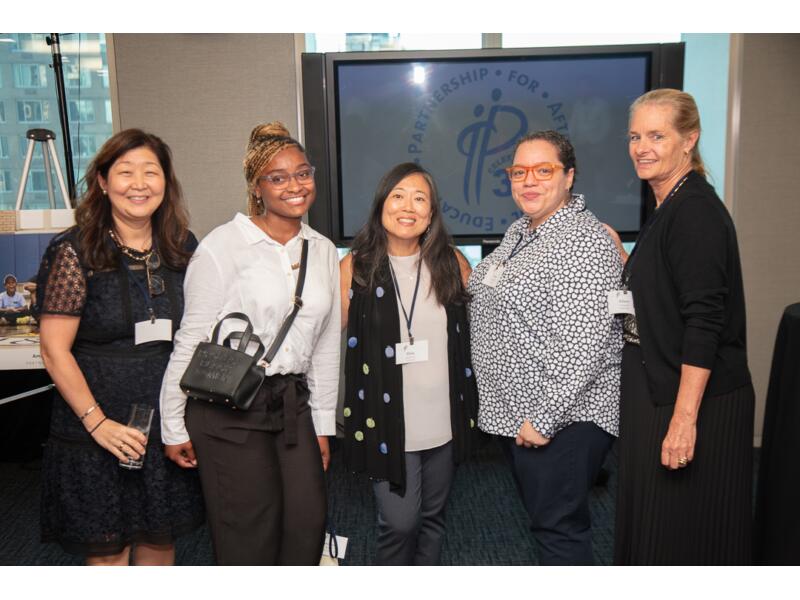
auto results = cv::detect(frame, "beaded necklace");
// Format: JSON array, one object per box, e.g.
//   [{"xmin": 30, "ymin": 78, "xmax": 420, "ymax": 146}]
[{"xmin": 108, "ymin": 229, "xmax": 153, "ymax": 261}]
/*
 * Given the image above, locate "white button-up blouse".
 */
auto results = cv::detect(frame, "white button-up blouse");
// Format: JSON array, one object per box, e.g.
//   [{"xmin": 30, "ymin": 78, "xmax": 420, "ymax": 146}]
[{"xmin": 159, "ymin": 213, "xmax": 341, "ymax": 445}]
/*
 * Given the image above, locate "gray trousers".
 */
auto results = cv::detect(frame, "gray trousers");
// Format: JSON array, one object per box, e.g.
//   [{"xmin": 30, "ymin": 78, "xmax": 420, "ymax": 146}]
[{"xmin": 373, "ymin": 441, "xmax": 454, "ymax": 565}]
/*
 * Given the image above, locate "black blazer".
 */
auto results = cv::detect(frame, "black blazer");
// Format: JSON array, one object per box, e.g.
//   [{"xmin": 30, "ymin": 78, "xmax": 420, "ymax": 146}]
[{"xmin": 625, "ymin": 170, "xmax": 751, "ymax": 406}]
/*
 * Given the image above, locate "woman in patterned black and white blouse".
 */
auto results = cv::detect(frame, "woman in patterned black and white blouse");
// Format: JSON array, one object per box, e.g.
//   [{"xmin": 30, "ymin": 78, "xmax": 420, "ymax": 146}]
[{"xmin": 468, "ymin": 130, "xmax": 623, "ymax": 565}]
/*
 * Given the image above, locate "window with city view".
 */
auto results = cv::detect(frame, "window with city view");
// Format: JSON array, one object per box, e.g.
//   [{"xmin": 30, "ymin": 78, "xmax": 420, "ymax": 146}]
[{"xmin": 0, "ymin": 33, "xmax": 112, "ymax": 210}]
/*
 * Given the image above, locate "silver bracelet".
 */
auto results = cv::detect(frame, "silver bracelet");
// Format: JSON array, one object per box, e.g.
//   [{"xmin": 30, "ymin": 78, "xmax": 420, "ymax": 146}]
[{"xmin": 79, "ymin": 403, "xmax": 100, "ymax": 422}]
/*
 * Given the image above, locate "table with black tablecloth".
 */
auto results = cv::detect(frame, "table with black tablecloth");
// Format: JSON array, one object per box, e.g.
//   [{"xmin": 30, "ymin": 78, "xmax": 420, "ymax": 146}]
[{"xmin": 754, "ymin": 302, "xmax": 800, "ymax": 565}]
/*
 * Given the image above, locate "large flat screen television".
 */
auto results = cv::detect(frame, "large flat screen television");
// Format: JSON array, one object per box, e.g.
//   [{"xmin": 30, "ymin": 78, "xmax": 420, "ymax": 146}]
[{"xmin": 302, "ymin": 43, "xmax": 684, "ymax": 247}]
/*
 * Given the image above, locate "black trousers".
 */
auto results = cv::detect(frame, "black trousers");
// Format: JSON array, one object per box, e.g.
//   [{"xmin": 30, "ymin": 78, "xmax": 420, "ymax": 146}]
[
  {"xmin": 186, "ymin": 375, "xmax": 326, "ymax": 565},
  {"xmin": 501, "ymin": 421, "xmax": 613, "ymax": 565}
]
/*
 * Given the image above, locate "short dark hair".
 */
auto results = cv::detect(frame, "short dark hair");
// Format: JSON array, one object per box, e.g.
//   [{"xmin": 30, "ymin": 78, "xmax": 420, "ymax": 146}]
[
  {"xmin": 514, "ymin": 130, "xmax": 578, "ymax": 190},
  {"xmin": 3, "ymin": 274, "xmax": 16, "ymax": 285}
]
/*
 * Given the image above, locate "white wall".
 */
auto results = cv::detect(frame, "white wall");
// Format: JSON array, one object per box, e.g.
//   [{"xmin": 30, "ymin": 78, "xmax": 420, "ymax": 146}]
[{"xmin": 727, "ymin": 33, "xmax": 800, "ymax": 445}]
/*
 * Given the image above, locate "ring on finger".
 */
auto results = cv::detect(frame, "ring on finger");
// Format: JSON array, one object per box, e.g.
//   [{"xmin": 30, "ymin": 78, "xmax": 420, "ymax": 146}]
[{"xmin": 677, "ymin": 457, "xmax": 689, "ymax": 466}]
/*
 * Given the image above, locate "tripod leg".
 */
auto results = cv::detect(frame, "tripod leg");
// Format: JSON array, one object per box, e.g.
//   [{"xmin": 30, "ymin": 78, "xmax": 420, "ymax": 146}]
[
  {"xmin": 47, "ymin": 138, "xmax": 72, "ymax": 209},
  {"xmin": 14, "ymin": 139, "xmax": 37, "ymax": 211},
  {"xmin": 42, "ymin": 144, "xmax": 56, "ymax": 209}
]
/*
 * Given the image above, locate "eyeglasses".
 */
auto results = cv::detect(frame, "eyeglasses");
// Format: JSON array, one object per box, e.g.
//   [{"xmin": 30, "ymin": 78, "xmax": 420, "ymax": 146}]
[
  {"xmin": 505, "ymin": 163, "xmax": 565, "ymax": 182},
  {"xmin": 145, "ymin": 251, "xmax": 164, "ymax": 297},
  {"xmin": 258, "ymin": 166, "xmax": 316, "ymax": 189}
]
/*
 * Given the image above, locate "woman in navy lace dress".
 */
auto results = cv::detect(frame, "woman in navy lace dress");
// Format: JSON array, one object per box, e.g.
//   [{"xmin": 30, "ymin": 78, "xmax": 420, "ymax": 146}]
[{"xmin": 35, "ymin": 129, "xmax": 204, "ymax": 564}]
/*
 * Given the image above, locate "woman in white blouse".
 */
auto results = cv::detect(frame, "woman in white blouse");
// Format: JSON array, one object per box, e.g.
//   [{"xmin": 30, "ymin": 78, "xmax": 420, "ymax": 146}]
[
  {"xmin": 468, "ymin": 130, "xmax": 623, "ymax": 565},
  {"xmin": 159, "ymin": 122, "xmax": 340, "ymax": 565}
]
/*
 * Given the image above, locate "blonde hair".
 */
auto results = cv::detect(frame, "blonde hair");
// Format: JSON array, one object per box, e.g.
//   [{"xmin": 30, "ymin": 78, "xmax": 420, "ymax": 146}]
[
  {"xmin": 630, "ymin": 89, "xmax": 706, "ymax": 178},
  {"xmin": 243, "ymin": 122, "xmax": 305, "ymax": 216}
]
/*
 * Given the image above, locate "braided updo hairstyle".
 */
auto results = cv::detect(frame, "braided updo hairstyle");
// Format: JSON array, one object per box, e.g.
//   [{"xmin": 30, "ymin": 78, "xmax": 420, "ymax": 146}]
[{"xmin": 243, "ymin": 122, "xmax": 306, "ymax": 216}]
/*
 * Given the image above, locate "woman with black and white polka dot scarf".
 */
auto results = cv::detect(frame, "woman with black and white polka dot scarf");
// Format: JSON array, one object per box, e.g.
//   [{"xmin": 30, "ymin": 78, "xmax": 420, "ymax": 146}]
[{"xmin": 340, "ymin": 162, "xmax": 479, "ymax": 565}]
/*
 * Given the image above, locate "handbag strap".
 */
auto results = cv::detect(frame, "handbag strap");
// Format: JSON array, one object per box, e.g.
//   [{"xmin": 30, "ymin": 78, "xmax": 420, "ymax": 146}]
[
  {"xmin": 223, "ymin": 331, "xmax": 266, "ymax": 363},
  {"xmin": 211, "ymin": 312, "xmax": 265, "ymax": 363},
  {"xmin": 211, "ymin": 312, "xmax": 253, "ymax": 346},
  {"xmin": 264, "ymin": 238, "xmax": 309, "ymax": 365}
]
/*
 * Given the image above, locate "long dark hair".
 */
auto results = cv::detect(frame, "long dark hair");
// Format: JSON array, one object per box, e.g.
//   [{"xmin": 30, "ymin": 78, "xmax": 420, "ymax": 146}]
[
  {"xmin": 74, "ymin": 128, "xmax": 192, "ymax": 270},
  {"xmin": 350, "ymin": 162, "xmax": 468, "ymax": 306}
]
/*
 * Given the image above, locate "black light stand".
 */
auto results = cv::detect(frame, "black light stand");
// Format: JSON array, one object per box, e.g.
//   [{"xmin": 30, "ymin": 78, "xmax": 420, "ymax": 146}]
[{"xmin": 45, "ymin": 33, "xmax": 76, "ymax": 203}]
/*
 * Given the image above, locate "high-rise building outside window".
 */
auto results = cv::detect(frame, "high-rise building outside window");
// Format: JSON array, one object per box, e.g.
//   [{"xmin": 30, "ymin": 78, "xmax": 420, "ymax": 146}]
[
  {"xmin": 68, "ymin": 99, "xmax": 95, "ymax": 123},
  {"xmin": 13, "ymin": 64, "xmax": 48, "ymax": 88},
  {"xmin": 0, "ymin": 33, "xmax": 113, "ymax": 209},
  {"xmin": 17, "ymin": 100, "xmax": 49, "ymax": 123}
]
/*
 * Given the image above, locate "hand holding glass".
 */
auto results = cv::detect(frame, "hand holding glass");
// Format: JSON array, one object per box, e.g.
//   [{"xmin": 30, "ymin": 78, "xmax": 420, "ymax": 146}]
[{"xmin": 119, "ymin": 404, "xmax": 154, "ymax": 470}]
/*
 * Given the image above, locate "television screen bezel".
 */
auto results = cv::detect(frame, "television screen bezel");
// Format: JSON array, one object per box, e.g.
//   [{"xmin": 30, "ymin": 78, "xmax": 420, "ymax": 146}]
[{"xmin": 303, "ymin": 43, "xmax": 684, "ymax": 247}]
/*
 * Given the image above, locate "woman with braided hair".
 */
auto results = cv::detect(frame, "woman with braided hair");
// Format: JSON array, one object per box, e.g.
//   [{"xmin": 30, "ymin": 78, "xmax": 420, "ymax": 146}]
[{"xmin": 160, "ymin": 122, "xmax": 340, "ymax": 565}]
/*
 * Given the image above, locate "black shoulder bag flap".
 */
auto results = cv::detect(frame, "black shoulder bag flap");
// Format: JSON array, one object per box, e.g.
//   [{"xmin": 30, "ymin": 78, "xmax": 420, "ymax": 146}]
[{"xmin": 179, "ymin": 239, "xmax": 309, "ymax": 411}]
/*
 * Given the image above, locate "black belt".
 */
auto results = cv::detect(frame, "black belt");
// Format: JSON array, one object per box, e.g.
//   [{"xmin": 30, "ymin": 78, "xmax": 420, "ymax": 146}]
[
  {"xmin": 262, "ymin": 373, "xmax": 307, "ymax": 446},
  {"xmin": 190, "ymin": 372, "xmax": 308, "ymax": 445}
]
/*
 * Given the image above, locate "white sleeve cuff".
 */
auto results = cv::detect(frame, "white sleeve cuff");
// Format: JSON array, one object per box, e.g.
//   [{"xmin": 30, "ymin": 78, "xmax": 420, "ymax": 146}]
[{"xmin": 311, "ymin": 408, "xmax": 337, "ymax": 436}]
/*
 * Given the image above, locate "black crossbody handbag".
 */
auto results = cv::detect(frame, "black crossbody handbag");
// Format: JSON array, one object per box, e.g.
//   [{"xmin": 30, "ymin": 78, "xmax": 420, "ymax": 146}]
[{"xmin": 179, "ymin": 239, "xmax": 309, "ymax": 411}]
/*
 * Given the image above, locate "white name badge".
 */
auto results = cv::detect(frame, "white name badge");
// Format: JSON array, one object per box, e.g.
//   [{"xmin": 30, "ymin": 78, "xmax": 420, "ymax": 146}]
[
  {"xmin": 395, "ymin": 340, "xmax": 429, "ymax": 365},
  {"xmin": 608, "ymin": 290, "xmax": 636, "ymax": 315},
  {"xmin": 134, "ymin": 318, "xmax": 173, "ymax": 345},
  {"xmin": 482, "ymin": 264, "xmax": 505, "ymax": 288},
  {"xmin": 321, "ymin": 532, "xmax": 348, "ymax": 560}
]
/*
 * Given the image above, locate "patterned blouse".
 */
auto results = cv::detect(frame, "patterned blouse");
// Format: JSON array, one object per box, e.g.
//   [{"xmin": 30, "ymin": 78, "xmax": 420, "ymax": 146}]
[{"xmin": 467, "ymin": 195, "xmax": 624, "ymax": 439}]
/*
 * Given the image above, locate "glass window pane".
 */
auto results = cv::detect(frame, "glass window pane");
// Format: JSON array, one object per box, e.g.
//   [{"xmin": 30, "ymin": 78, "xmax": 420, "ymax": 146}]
[
  {"xmin": 25, "ymin": 169, "xmax": 50, "ymax": 192},
  {"xmin": 65, "ymin": 64, "xmax": 93, "ymax": 89},
  {"xmin": 0, "ymin": 33, "xmax": 113, "ymax": 208},
  {"xmin": 68, "ymin": 99, "xmax": 96, "ymax": 123},
  {"xmin": 17, "ymin": 100, "xmax": 49, "ymax": 122},
  {"xmin": 13, "ymin": 64, "xmax": 48, "ymax": 88},
  {"xmin": 0, "ymin": 170, "xmax": 12, "ymax": 193},
  {"xmin": 71, "ymin": 135, "xmax": 97, "ymax": 158}
]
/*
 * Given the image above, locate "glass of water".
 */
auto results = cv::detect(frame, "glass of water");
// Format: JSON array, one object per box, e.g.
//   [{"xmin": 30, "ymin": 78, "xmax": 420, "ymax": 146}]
[{"xmin": 119, "ymin": 403, "xmax": 154, "ymax": 470}]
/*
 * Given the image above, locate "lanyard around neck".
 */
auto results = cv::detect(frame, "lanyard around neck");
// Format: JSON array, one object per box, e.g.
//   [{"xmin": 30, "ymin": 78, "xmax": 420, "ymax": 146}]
[
  {"xmin": 120, "ymin": 258, "xmax": 156, "ymax": 322},
  {"xmin": 622, "ymin": 173, "xmax": 690, "ymax": 287},
  {"xmin": 388, "ymin": 257, "xmax": 423, "ymax": 345},
  {"xmin": 505, "ymin": 231, "xmax": 538, "ymax": 264}
]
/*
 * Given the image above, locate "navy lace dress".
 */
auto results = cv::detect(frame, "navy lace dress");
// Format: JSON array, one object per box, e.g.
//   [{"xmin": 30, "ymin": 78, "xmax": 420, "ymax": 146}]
[{"xmin": 35, "ymin": 229, "xmax": 205, "ymax": 556}]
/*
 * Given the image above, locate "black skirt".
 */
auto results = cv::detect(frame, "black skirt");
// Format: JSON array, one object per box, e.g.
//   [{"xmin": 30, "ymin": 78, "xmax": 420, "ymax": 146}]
[{"xmin": 614, "ymin": 344, "xmax": 754, "ymax": 565}]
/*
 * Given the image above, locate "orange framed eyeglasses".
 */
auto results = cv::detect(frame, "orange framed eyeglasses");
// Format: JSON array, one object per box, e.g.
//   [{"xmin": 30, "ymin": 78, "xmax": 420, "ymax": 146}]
[{"xmin": 505, "ymin": 163, "xmax": 565, "ymax": 182}]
